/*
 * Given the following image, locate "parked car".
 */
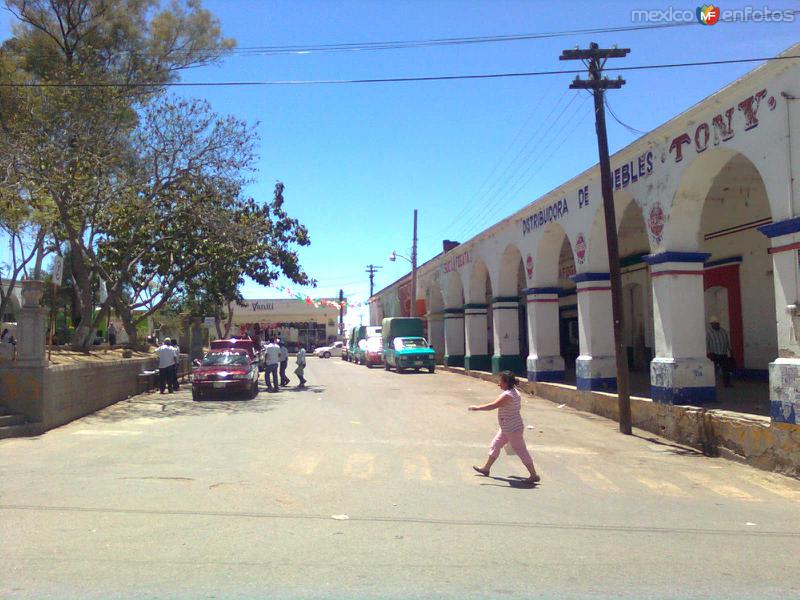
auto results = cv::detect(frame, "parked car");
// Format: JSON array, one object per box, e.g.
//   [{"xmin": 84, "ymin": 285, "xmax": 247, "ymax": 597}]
[
  {"xmin": 210, "ymin": 337, "xmax": 264, "ymax": 370},
  {"xmin": 191, "ymin": 350, "xmax": 259, "ymax": 400},
  {"xmin": 314, "ymin": 341, "xmax": 345, "ymax": 358},
  {"xmin": 382, "ymin": 317, "xmax": 436, "ymax": 373},
  {"xmin": 363, "ymin": 335, "xmax": 383, "ymax": 368}
]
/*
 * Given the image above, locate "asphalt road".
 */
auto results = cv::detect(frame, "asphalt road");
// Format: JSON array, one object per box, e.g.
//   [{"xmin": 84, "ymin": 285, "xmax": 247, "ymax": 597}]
[{"xmin": 1, "ymin": 357, "xmax": 799, "ymax": 599}]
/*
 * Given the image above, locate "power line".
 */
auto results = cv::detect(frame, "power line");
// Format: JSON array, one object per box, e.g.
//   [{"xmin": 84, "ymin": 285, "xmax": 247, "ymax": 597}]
[
  {"xmin": 426, "ymin": 87, "xmax": 563, "ymax": 242},
  {"xmin": 98, "ymin": 13, "xmax": 799, "ymax": 58},
  {"xmin": 1, "ymin": 54, "xmax": 797, "ymax": 88},
  {"xmin": 222, "ymin": 22, "xmax": 701, "ymax": 55},
  {"xmin": 604, "ymin": 96, "xmax": 647, "ymax": 136},
  {"xmin": 453, "ymin": 94, "xmax": 586, "ymax": 239}
]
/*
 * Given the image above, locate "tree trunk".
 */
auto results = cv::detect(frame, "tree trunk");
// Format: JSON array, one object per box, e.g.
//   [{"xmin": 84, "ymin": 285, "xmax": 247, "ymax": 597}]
[{"xmin": 114, "ymin": 298, "xmax": 139, "ymax": 348}]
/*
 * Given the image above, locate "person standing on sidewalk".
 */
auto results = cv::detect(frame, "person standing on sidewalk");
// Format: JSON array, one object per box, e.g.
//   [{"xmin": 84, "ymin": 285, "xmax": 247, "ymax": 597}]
[
  {"xmin": 156, "ymin": 338, "xmax": 176, "ymax": 394},
  {"xmin": 469, "ymin": 371, "xmax": 540, "ymax": 484},
  {"xmin": 278, "ymin": 339, "xmax": 290, "ymax": 386},
  {"xmin": 295, "ymin": 345, "xmax": 307, "ymax": 388},
  {"xmin": 168, "ymin": 338, "xmax": 180, "ymax": 391},
  {"xmin": 706, "ymin": 316, "xmax": 734, "ymax": 387},
  {"xmin": 264, "ymin": 338, "xmax": 281, "ymax": 392}
]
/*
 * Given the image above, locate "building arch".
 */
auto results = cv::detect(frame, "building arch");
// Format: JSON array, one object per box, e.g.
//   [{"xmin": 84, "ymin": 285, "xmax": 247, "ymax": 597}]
[
  {"xmin": 665, "ymin": 147, "xmax": 770, "ymax": 251},
  {"xmin": 532, "ymin": 222, "xmax": 572, "ymax": 287}
]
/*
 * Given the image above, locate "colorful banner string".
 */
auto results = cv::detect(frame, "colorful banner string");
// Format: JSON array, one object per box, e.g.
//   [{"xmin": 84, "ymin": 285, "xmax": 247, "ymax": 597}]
[{"xmin": 268, "ymin": 284, "xmax": 369, "ymax": 309}]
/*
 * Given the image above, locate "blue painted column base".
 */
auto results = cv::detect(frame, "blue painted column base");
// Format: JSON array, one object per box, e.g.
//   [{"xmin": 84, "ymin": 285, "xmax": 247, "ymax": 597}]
[
  {"xmin": 528, "ymin": 370, "xmax": 566, "ymax": 383},
  {"xmin": 444, "ymin": 354, "xmax": 464, "ymax": 368},
  {"xmin": 769, "ymin": 358, "xmax": 800, "ymax": 425},
  {"xmin": 577, "ymin": 377, "xmax": 617, "ymax": 392},
  {"xmin": 464, "ymin": 355, "xmax": 491, "ymax": 372},
  {"xmin": 651, "ymin": 385, "xmax": 716, "ymax": 405},
  {"xmin": 576, "ymin": 356, "xmax": 617, "ymax": 392},
  {"xmin": 650, "ymin": 357, "xmax": 716, "ymax": 406}
]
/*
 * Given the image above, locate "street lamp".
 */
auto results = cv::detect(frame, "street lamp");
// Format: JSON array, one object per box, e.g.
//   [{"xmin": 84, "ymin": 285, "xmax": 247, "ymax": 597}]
[{"xmin": 389, "ymin": 209, "xmax": 418, "ymax": 317}]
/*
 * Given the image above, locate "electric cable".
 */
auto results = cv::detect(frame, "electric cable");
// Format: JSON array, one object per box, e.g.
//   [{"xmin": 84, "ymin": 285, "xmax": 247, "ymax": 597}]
[{"xmin": 1, "ymin": 55, "xmax": 798, "ymax": 88}]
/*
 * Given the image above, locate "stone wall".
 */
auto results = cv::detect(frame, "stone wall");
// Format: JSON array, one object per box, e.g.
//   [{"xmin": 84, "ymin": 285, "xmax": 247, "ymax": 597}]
[
  {"xmin": 0, "ymin": 355, "xmax": 188, "ymax": 433},
  {"xmin": 443, "ymin": 366, "xmax": 800, "ymax": 479}
]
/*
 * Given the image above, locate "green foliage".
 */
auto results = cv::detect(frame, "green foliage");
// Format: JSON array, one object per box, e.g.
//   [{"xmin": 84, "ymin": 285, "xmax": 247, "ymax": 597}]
[{"xmin": 0, "ymin": 1, "xmax": 312, "ymax": 349}]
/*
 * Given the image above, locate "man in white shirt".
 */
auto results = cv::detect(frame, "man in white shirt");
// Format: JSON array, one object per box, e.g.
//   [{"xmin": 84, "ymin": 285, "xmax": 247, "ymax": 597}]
[
  {"xmin": 156, "ymin": 338, "xmax": 177, "ymax": 394},
  {"xmin": 278, "ymin": 339, "xmax": 290, "ymax": 386},
  {"xmin": 264, "ymin": 338, "xmax": 281, "ymax": 392}
]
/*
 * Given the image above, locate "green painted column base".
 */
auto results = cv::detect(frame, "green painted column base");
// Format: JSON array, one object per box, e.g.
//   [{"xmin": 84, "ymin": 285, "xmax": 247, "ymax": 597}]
[
  {"xmin": 444, "ymin": 354, "xmax": 464, "ymax": 368},
  {"xmin": 492, "ymin": 354, "xmax": 526, "ymax": 375},
  {"xmin": 464, "ymin": 355, "xmax": 491, "ymax": 372}
]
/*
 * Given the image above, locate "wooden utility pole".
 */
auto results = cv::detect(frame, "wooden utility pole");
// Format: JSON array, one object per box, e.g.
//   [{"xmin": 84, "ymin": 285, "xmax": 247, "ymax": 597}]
[
  {"xmin": 560, "ymin": 42, "xmax": 632, "ymax": 435},
  {"xmin": 411, "ymin": 209, "xmax": 418, "ymax": 317},
  {"xmin": 365, "ymin": 264, "xmax": 382, "ymax": 297}
]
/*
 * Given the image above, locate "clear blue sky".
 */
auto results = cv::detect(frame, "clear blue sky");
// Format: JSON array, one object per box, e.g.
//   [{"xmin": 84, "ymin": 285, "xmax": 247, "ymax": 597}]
[{"xmin": 2, "ymin": 1, "xmax": 798, "ymax": 327}]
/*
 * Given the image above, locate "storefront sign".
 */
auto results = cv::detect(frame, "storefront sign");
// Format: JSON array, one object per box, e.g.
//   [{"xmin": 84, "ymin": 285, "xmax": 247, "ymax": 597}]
[
  {"xmin": 522, "ymin": 198, "xmax": 570, "ymax": 235},
  {"xmin": 613, "ymin": 151, "xmax": 654, "ymax": 191},
  {"xmin": 648, "ymin": 202, "xmax": 665, "ymax": 243},
  {"xmin": 669, "ymin": 88, "xmax": 774, "ymax": 162},
  {"xmin": 443, "ymin": 250, "xmax": 472, "ymax": 273},
  {"xmin": 575, "ymin": 234, "xmax": 586, "ymax": 264},
  {"xmin": 250, "ymin": 301, "xmax": 275, "ymax": 311}
]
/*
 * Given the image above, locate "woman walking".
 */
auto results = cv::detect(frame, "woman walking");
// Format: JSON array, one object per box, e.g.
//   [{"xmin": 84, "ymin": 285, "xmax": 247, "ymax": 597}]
[{"xmin": 469, "ymin": 371, "xmax": 540, "ymax": 484}]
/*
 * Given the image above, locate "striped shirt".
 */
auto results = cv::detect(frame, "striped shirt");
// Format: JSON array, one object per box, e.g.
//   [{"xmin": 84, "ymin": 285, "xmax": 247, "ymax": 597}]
[
  {"xmin": 706, "ymin": 326, "xmax": 731, "ymax": 355},
  {"xmin": 498, "ymin": 388, "xmax": 525, "ymax": 433}
]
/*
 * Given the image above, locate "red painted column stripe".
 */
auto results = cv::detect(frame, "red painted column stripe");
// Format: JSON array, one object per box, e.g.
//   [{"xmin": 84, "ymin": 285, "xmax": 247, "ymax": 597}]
[
  {"xmin": 650, "ymin": 269, "xmax": 705, "ymax": 278},
  {"xmin": 767, "ymin": 241, "xmax": 800, "ymax": 255}
]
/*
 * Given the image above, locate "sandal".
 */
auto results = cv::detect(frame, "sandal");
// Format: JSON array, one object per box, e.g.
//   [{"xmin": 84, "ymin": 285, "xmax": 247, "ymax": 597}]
[{"xmin": 472, "ymin": 466, "xmax": 490, "ymax": 476}]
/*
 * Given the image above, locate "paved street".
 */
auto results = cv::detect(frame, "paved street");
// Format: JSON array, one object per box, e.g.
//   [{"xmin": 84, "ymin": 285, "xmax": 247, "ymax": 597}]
[{"xmin": 1, "ymin": 358, "xmax": 799, "ymax": 599}]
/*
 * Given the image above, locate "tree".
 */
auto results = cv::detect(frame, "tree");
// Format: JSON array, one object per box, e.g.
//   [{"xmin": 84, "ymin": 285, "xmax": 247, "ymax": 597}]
[
  {"xmin": 174, "ymin": 181, "xmax": 314, "ymax": 339},
  {"xmin": 0, "ymin": 0, "xmax": 235, "ymax": 348}
]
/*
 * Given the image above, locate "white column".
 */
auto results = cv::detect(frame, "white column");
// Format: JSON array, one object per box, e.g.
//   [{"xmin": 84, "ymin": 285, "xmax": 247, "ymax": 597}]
[
  {"xmin": 571, "ymin": 273, "xmax": 616, "ymax": 392},
  {"xmin": 464, "ymin": 305, "xmax": 490, "ymax": 371},
  {"xmin": 758, "ymin": 218, "xmax": 800, "ymax": 425},
  {"xmin": 645, "ymin": 252, "xmax": 716, "ymax": 405},
  {"xmin": 426, "ymin": 312, "xmax": 445, "ymax": 365},
  {"xmin": 443, "ymin": 309, "xmax": 465, "ymax": 367},
  {"xmin": 524, "ymin": 287, "xmax": 565, "ymax": 382},
  {"xmin": 491, "ymin": 298, "xmax": 524, "ymax": 374}
]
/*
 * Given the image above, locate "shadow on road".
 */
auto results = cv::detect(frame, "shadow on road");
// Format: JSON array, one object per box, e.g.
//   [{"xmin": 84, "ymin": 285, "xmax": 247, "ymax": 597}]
[
  {"xmin": 80, "ymin": 383, "xmax": 322, "ymax": 424},
  {"xmin": 632, "ymin": 434, "xmax": 704, "ymax": 457},
  {"xmin": 477, "ymin": 474, "xmax": 538, "ymax": 489}
]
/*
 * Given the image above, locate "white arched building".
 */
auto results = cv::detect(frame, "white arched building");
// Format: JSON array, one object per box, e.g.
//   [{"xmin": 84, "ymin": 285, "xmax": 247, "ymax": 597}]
[{"xmin": 370, "ymin": 44, "xmax": 800, "ymax": 428}]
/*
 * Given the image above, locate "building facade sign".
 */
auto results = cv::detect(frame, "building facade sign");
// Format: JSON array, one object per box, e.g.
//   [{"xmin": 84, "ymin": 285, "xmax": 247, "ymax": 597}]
[
  {"xmin": 522, "ymin": 198, "xmax": 570, "ymax": 235},
  {"xmin": 443, "ymin": 250, "xmax": 472, "ymax": 273},
  {"xmin": 668, "ymin": 89, "xmax": 774, "ymax": 162}
]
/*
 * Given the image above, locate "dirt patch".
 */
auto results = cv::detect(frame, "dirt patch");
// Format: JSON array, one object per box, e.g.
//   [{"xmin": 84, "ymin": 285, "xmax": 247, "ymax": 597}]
[{"xmin": 47, "ymin": 348, "xmax": 153, "ymax": 365}]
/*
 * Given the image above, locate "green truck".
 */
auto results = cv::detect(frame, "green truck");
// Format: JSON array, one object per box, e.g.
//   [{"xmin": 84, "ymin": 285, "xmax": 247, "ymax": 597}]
[{"xmin": 381, "ymin": 317, "xmax": 436, "ymax": 373}]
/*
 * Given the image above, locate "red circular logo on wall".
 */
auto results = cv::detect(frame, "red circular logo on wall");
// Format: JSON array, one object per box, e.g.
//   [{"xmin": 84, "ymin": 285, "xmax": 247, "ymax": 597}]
[
  {"xmin": 526, "ymin": 254, "xmax": 533, "ymax": 278},
  {"xmin": 575, "ymin": 234, "xmax": 586, "ymax": 264},
  {"xmin": 648, "ymin": 202, "xmax": 665, "ymax": 241}
]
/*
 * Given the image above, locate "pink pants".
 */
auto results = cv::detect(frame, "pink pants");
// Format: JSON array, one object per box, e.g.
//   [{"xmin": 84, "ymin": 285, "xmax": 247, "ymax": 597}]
[{"xmin": 488, "ymin": 428, "xmax": 534, "ymax": 468}]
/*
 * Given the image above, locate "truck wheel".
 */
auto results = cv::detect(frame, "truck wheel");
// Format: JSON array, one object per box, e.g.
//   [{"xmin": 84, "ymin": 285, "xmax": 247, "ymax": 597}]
[
  {"xmin": 428, "ymin": 366, "xmax": 435, "ymax": 374},
  {"xmin": 192, "ymin": 389, "xmax": 200, "ymax": 401},
  {"xmin": 397, "ymin": 366, "xmax": 405, "ymax": 373},
  {"xmin": 249, "ymin": 381, "xmax": 259, "ymax": 399},
  {"xmin": 366, "ymin": 362, "xmax": 372, "ymax": 369},
  {"xmin": 384, "ymin": 362, "xmax": 390, "ymax": 371},
  {"xmin": 413, "ymin": 367, "xmax": 420, "ymax": 372}
]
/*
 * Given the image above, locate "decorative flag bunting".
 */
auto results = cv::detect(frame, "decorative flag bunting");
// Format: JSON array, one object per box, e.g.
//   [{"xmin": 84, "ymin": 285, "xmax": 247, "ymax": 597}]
[{"xmin": 267, "ymin": 284, "xmax": 369, "ymax": 309}]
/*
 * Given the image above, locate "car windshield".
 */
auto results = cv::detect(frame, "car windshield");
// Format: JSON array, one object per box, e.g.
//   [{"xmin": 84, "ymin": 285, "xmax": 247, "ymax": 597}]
[
  {"xmin": 202, "ymin": 353, "xmax": 249, "ymax": 366},
  {"xmin": 394, "ymin": 337, "xmax": 428, "ymax": 350}
]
